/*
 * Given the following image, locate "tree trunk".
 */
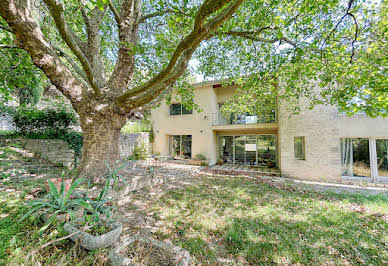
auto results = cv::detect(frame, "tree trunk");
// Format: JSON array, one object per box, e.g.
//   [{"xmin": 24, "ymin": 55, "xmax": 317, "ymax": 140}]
[{"xmin": 77, "ymin": 110, "xmax": 127, "ymax": 179}]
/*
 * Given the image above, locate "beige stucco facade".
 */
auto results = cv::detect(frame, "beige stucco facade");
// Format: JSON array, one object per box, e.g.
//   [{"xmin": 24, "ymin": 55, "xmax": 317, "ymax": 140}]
[{"xmin": 151, "ymin": 82, "xmax": 388, "ymax": 183}]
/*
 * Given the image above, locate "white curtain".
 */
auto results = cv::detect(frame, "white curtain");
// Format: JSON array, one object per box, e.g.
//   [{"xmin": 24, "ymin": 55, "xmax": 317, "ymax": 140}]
[{"xmin": 341, "ymin": 138, "xmax": 353, "ymax": 176}]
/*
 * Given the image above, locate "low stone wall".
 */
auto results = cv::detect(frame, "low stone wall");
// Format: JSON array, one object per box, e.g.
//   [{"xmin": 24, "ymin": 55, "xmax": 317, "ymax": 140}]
[
  {"xmin": 0, "ymin": 113, "xmax": 17, "ymax": 131},
  {"xmin": 0, "ymin": 132, "xmax": 150, "ymax": 168},
  {"xmin": 119, "ymin": 132, "xmax": 150, "ymax": 158},
  {"xmin": 0, "ymin": 138, "xmax": 74, "ymax": 168}
]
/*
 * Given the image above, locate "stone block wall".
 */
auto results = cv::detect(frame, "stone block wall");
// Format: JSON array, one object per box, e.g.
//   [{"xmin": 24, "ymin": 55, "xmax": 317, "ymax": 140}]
[
  {"xmin": 119, "ymin": 132, "xmax": 151, "ymax": 158},
  {"xmin": 278, "ymin": 98, "xmax": 342, "ymax": 182},
  {"xmin": 0, "ymin": 113, "xmax": 17, "ymax": 131},
  {"xmin": 0, "ymin": 138, "xmax": 74, "ymax": 168}
]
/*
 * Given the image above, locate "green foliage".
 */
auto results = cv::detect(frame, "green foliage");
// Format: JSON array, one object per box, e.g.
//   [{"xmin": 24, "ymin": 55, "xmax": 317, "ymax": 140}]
[
  {"xmin": 121, "ymin": 121, "xmax": 152, "ymax": 133},
  {"xmin": 0, "ymin": 103, "xmax": 83, "ymax": 161},
  {"xmin": 103, "ymin": 160, "xmax": 127, "ymax": 188},
  {"xmin": 199, "ymin": 161, "xmax": 209, "ymax": 166},
  {"xmin": 19, "ymin": 177, "xmax": 91, "ymax": 234},
  {"xmin": 194, "ymin": 154, "xmax": 207, "ymax": 161},
  {"xmin": 10, "ymin": 105, "xmax": 77, "ymax": 135},
  {"xmin": 131, "ymin": 141, "xmax": 149, "ymax": 160}
]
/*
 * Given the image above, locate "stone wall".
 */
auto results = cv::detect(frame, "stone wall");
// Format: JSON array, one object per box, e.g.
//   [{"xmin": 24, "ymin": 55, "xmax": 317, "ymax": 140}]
[
  {"xmin": 0, "ymin": 138, "xmax": 74, "ymax": 168},
  {"xmin": 119, "ymin": 132, "xmax": 150, "ymax": 158},
  {"xmin": 0, "ymin": 133, "xmax": 150, "ymax": 168},
  {"xmin": 278, "ymin": 96, "xmax": 342, "ymax": 182},
  {"xmin": 0, "ymin": 113, "xmax": 17, "ymax": 131}
]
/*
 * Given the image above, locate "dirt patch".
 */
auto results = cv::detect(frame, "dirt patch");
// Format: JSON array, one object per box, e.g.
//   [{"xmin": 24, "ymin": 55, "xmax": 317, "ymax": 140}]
[{"xmin": 121, "ymin": 239, "xmax": 176, "ymax": 266}]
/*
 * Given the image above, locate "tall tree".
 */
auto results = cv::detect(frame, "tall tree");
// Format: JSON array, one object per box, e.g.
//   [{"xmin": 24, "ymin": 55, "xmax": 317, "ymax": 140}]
[{"xmin": 0, "ymin": 0, "xmax": 386, "ymax": 178}]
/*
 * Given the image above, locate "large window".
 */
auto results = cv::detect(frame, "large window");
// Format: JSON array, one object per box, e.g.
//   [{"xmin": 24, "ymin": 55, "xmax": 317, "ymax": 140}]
[
  {"xmin": 294, "ymin": 137, "xmax": 305, "ymax": 160},
  {"xmin": 169, "ymin": 135, "xmax": 192, "ymax": 159},
  {"xmin": 218, "ymin": 135, "xmax": 277, "ymax": 167},
  {"xmin": 340, "ymin": 138, "xmax": 371, "ymax": 177},
  {"xmin": 169, "ymin": 103, "xmax": 192, "ymax": 115},
  {"xmin": 376, "ymin": 139, "xmax": 388, "ymax": 177}
]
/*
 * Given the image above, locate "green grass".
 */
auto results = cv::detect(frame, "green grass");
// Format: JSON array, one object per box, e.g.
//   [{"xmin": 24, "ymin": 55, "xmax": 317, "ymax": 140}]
[
  {"xmin": 0, "ymin": 144, "xmax": 109, "ymax": 265},
  {"xmin": 1, "ymin": 141, "xmax": 387, "ymax": 264},
  {"xmin": 121, "ymin": 121, "xmax": 152, "ymax": 133},
  {"xmin": 148, "ymin": 175, "xmax": 388, "ymax": 265}
]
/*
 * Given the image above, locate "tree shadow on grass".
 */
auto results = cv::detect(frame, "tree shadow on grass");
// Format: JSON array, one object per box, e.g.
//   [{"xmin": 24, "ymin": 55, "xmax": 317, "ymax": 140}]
[{"xmin": 151, "ymin": 175, "xmax": 388, "ymax": 264}]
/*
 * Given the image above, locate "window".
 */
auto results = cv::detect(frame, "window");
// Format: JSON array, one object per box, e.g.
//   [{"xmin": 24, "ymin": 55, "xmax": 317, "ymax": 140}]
[
  {"xmin": 376, "ymin": 139, "xmax": 388, "ymax": 177},
  {"xmin": 169, "ymin": 135, "xmax": 192, "ymax": 159},
  {"xmin": 340, "ymin": 138, "xmax": 371, "ymax": 177},
  {"xmin": 294, "ymin": 137, "xmax": 305, "ymax": 160},
  {"xmin": 169, "ymin": 103, "xmax": 192, "ymax": 115}
]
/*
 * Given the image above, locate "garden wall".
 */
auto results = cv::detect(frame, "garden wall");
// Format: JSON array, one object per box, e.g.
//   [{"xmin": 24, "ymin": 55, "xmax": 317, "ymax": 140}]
[
  {"xmin": 0, "ymin": 138, "xmax": 74, "ymax": 168},
  {"xmin": 0, "ymin": 113, "xmax": 17, "ymax": 131},
  {"xmin": 119, "ymin": 132, "xmax": 150, "ymax": 158},
  {"xmin": 0, "ymin": 132, "xmax": 150, "ymax": 168}
]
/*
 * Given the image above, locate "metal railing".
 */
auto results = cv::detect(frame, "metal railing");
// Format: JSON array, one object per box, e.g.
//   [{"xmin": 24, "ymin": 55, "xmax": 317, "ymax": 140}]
[{"xmin": 212, "ymin": 112, "xmax": 276, "ymax": 126}]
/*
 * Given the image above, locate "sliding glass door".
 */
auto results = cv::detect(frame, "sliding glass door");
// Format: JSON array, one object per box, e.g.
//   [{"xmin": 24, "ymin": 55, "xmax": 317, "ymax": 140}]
[
  {"xmin": 218, "ymin": 135, "xmax": 277, "ymax": 167},
  {"xmin": 376, "ymin": 139, "xmax": 388, "ymax": 177},
  {"xmin": 169, "ymin": 135, "xmax": 192, "ymax": 159}
]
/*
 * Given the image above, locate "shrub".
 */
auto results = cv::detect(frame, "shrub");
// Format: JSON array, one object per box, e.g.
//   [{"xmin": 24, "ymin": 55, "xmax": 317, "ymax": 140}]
[
  {"xmin": 194, "ymin": 154, "xmax": 207, "ymax": 161},
  {"xmin": 20, "ymin": 177, "xmax": 90, "ymax": 234},
  {"xmin": 131, "ymin": 141, "xmax": 148, "ymax": 160},
  {"xmin": 11, "ymin": 105, "xmax": 77, "ymax": 135},
  {"xmin": 200, "ymin": 161, "xmax": 209, "ymax": 166}
]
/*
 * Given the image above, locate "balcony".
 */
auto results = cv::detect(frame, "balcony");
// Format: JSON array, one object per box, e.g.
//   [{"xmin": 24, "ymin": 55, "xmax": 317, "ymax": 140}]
[{"xmin": 212, "ymin": 112, "xmax": 278, "ymax": 133}]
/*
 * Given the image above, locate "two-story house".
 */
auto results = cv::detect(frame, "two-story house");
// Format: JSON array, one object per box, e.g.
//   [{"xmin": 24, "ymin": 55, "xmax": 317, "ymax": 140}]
[{"xmin": 151, "ymin": 80, "xmax": 388, "ymax": 184}]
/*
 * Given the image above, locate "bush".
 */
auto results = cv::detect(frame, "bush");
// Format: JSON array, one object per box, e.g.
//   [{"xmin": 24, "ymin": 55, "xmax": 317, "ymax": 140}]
[
  {"xmin": 1, "ymin": 103, "xmax": 82, "ymax": 163},
  {"xmin": 194, "ymin": 154, "xmax": 207, "ymax": 161},
  {"xmin": 200, "ymin": 161, "xmax": 209, "ymax": 166},
  {"xmin": 131, "ymin": 141, "xmax": 148, "ymax": 160},
  {"xmin": 10, "ymin": 105, "xmax": 77, "ymax": 135}
]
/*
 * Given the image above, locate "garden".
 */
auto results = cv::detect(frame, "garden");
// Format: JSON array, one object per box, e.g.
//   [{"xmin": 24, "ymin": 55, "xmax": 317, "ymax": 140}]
[{"xmin": 1, "ymin": 141, "xmax": 387, "ymax": 264}]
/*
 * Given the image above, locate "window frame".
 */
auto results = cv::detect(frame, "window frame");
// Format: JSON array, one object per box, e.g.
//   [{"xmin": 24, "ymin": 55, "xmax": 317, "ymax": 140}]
[
  {"xmin": 294, "ymin": 136, "xmax": 305, "ymax": 160},
  {"xmin": 169, "ymin": 103, "xmax": 193, "ymax": 116}
]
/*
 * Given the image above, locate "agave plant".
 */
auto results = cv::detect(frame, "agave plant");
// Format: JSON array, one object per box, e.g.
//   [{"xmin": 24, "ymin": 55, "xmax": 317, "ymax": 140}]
[
  {"xmin": 20, "ymin": 177, "xmax": 92, "ymax": 234},
  {"xmin": 104, "ymin": 160, "xmax": 127, "ymax": 188},
  {"xmin": 82, "ymin": 179, "xmax": 114, "ymax": 224}
]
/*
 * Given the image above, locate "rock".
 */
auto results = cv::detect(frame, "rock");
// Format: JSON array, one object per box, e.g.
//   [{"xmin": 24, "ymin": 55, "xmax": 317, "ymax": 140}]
[{"xmin": 63, "ymin": 220, "xmax": 122, "ymax": 251}]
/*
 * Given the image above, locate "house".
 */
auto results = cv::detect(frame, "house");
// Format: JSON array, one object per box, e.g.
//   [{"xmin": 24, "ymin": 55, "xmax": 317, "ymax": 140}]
[{"xmin": 151, "ymin": 81, "xmax": 388, "ymax": 184}]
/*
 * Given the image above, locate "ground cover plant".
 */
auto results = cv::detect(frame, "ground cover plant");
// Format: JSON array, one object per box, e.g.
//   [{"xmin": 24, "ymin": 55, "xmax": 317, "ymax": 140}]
[
  {"xmin": 0, "ymin": 144, "xmax": 110, "ymax": 265},
  {"xmin": 1, "ymin": 141, "xmax": 387, "ymax": 265},
  {"xmin": 142, "ymin": 175, "xmax": 388, "ymax": 265}
]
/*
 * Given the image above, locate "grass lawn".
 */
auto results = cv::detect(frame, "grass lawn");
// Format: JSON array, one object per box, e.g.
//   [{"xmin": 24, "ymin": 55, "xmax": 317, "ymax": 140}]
[
  {"xmin": 1, "ymin": 141, "xmax": 387, "ymax": 265},
  {"xmin": 0, "ymin": 145, "xmax": 109, "ymax": 265},
  {"xmin": 142, "ymin": 175, "xmax": 388, "ymax": 265}
]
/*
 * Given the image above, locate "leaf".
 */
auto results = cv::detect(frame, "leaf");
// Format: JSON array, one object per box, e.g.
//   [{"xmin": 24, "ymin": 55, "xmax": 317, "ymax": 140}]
[
  {"xmin": 38, "ymin": 209, "xmax": 61, "ymax": 235},
  {"xmin": 19, "ymin": 204, "xmax": 44, "ymax": 222},
  {"xmin": 64, "ymin": 178, "xmax": 85, "ymax": 206},
  {"xmin": 47, "ymin": 180, "xmax": 60, "ymax": 205}
]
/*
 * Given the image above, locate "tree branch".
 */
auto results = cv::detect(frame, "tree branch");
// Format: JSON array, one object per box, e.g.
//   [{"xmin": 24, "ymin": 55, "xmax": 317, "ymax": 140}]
[
  {"xmin": 53, "ymin": 46, "xmax": 88, "ymax": 83},
  {"xmin": 79, "ymin": 1, "xmax": 107, "ymax": 87},
  {"xmin": 43, "ymin": 0, "xmax": 101, "ymax": 96},
  {"xmin": 0, "ymin": 0, "xmax": 87, "ymax": 109},
  {"xmin": 116, "ymin": 0, "xmax": 243, "ymax": 110},
  {"xmin": 139, "ymin": 9, "xmax": 189, "ymax": 23},
  {"xmin": 0, "ymin": 44, "xmax": 21, "ymax": 49},
  {"xmin": 106, "ymin": 0, "xmax": 142, "ymax": 95},
  {"xmin": 321, "ymin": 0, "xmax": 358, "ymax": 63},
  {"xmin": 108, "ymin": 0, "xmax": 120, "ymax": 25},
  {"xmin": 215, "ymin": 30, "xmax": 297, "ymax": 47}
]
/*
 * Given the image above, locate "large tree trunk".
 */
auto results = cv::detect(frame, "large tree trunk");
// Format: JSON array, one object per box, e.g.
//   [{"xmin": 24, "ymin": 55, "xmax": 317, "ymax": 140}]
[{"xmin": 77, "ymin": 109, "xmax": 127, "ymax": 179}]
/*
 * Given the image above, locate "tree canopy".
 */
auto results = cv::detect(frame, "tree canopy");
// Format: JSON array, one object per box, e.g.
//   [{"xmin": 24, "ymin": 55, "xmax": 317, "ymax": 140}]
[
  {"xmin": 1, "ymin": 0, "xmax": 386, "ymax": 115},
  {"xmin": 0, "ymin": 0, "xmax": 386, "ymax": 176}
]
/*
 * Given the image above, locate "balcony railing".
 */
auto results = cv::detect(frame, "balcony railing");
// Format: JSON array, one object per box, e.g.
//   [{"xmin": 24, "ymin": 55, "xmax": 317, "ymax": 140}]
[{"xmin": 212, "ymin": 112, "xmax": 276, "ymax": 126}]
